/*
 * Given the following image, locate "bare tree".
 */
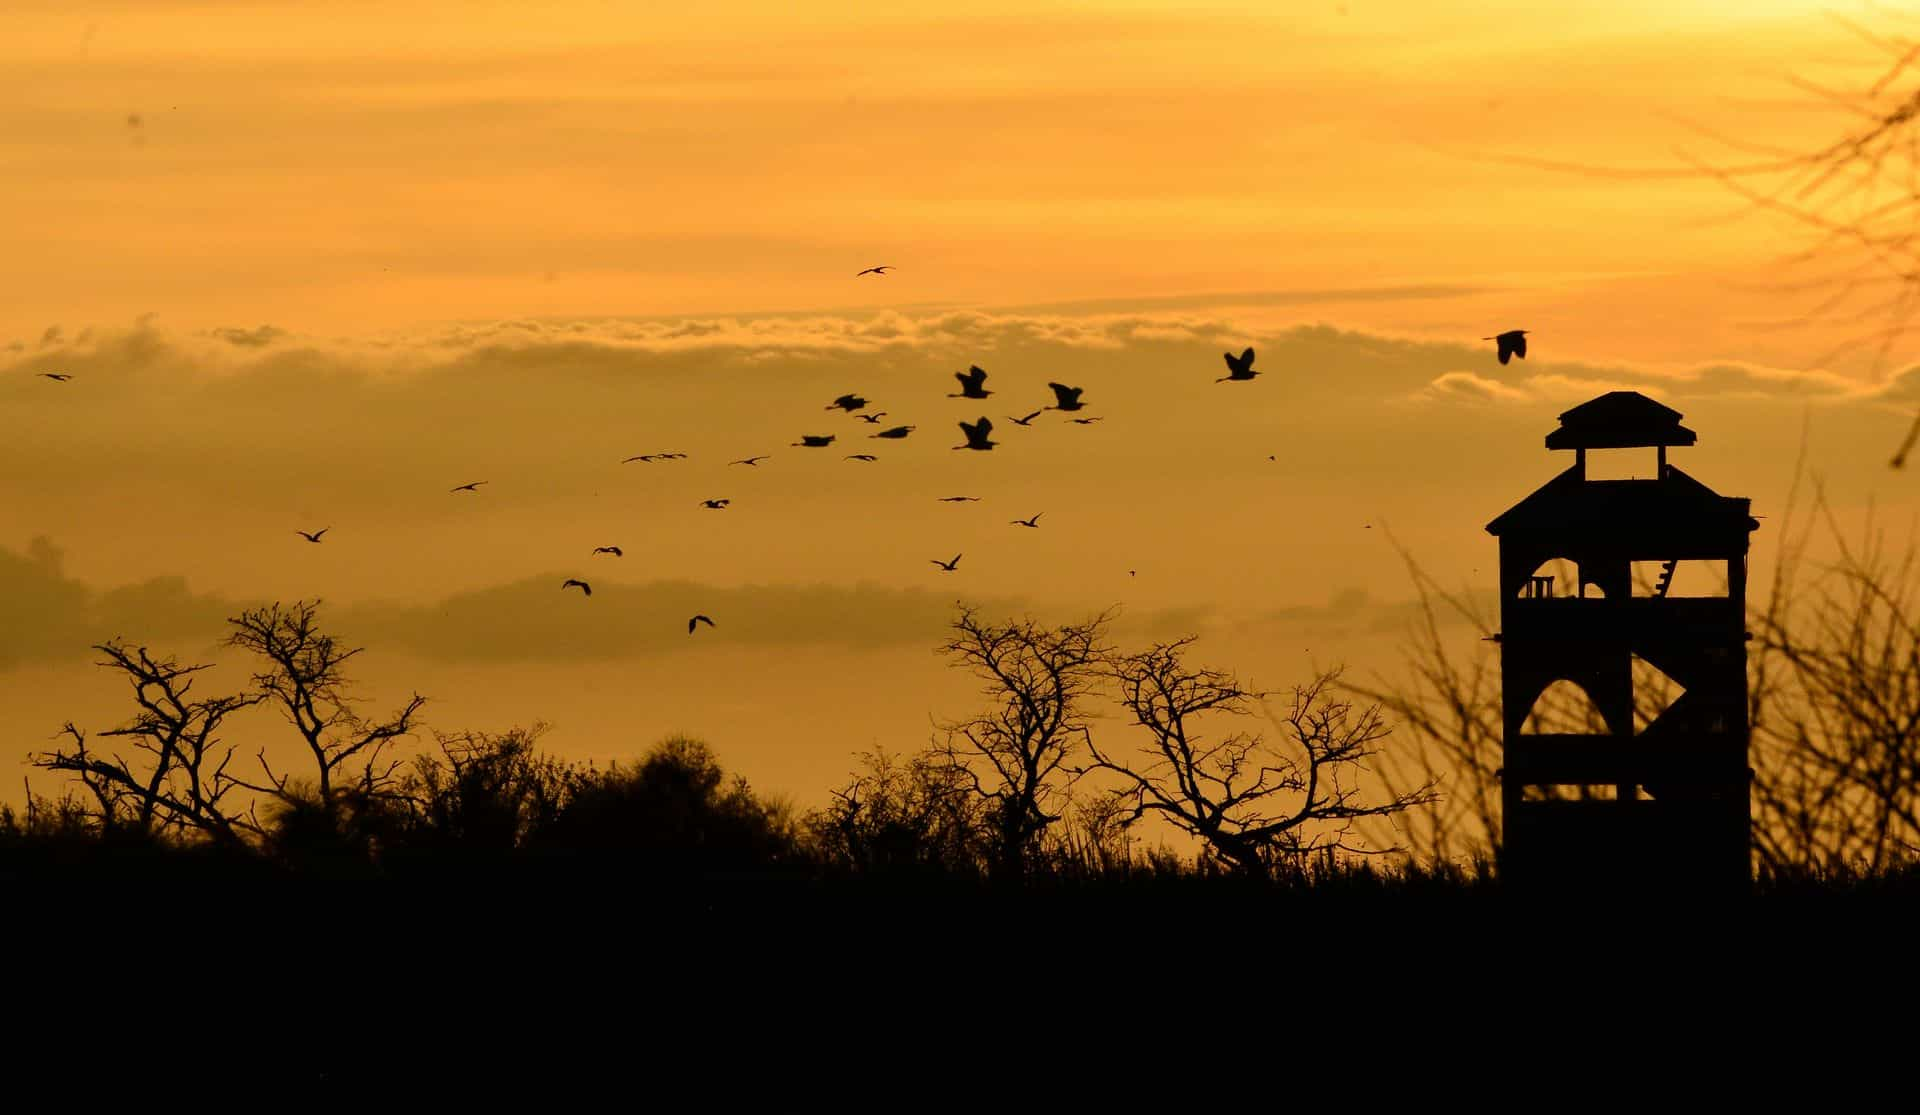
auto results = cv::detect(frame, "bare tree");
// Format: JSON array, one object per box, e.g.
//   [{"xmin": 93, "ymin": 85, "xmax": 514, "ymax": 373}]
[
  {"xmin": 1750, "ymin": 491, "xmax": 1920, "ymax": 873},
  {"xmin": 31, "ymin": 642, "xmax": 261, "ymax": 843},
  {"xmin": 1088, "ymin": 640, "xmax": 1436, "ymax": 879},
  {"xmin": 1691, "ymin": 13, "xmax": 1920, "ymax": 387},
  {"xmin": 225, "ymin": 601, "xmax": 426, "ymax": 817},
  {"xmin": 1353, "ymin": 542, "xmax": 1700, "ymax": 865},
  {"xmin": 933, "ymin": 605, "xmax": 1113, "ymax": 878},
  {"xmin": 1492, "ymin": 13, "xmax": 1920, "ymax": 456},
  {"xmin": 1348, "ymin": 546, "xmax": 1505, "ymax": 866}
]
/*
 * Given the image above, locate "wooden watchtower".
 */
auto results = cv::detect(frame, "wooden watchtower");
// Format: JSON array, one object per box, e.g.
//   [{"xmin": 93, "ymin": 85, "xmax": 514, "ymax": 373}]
[{"xmin": 1485, "ymin": 391, "xmax": 1757, "ymax": 888}]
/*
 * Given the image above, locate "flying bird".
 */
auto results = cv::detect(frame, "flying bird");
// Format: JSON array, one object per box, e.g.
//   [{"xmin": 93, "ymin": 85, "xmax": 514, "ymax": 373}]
[
  {"xmin": 949, "ymin": 366, "xmax": 991, "ymax": 399},
  {"xmin": 1218, "ymin": 347, "xmax": 1258, "ymax": 383},
  {"xmin": 827, "ymin": 394, "xmax": 868, "ymax": 412},
  {"xmin": 856, "ymin": 265, "xmax": 893, "ymax": 276},
  {"xmin": 1070, "ymin": 417, "xmax": 1103, "ymax": 425},
  {"xmin": 700, "ymin": 498, "xmax": 731, "ymax": 509},
  {"xmin": 622, "ymin": 454, "xmax": 658, "ymax": 463},
  {"xmin": 1008, "ymin": 410, "xmax": 1043, "ymax": 427},
  {"xmin": 954, "ymin": 417, "xmax": 996, "ymax": 451},
  {"xmin": 1045, "ymin": 382, "xmax": 1086, "ymax": 412},
  {"xmin": 295, "ymin": 529, "xmax": 328, "ymax": 543},
  {"xmin": 938, "ymin": 496, "xmax": 980, "ymax": 503},
  {"xmin": 562, "ymin": 579, "xmax": 592, "ymax": 596},
  {"xmin": 870, "ymin": 425, "xmax": 914, "ymax": 439},
  {"xmin": 1011, "ymin": 513, "xmax": 1042, "ymax": 528},
  {"xmin": 688, "ymin": 614, "xmax": 716, "ymax": 633},
  {"xmin": 845, "ymin": 454, "xmax": 879, "ymax": 462},
  {"xmin": 657, "ymin": 452, "xmax": 688, "ymax": 460},
  {"xmin": 730, "ymin": 456, "xmax": 769, "ymax": 467},
  {"xmin": 592, "ymin": 546, "xmax": 623, "ymax": 557},
  {"xmin": 1484, "ymin": 330, "xmax": 1528, "ymax": 365},
  {"xmin": 856, "ymin": 412, "xmax": 889, "ymax": 424},
  {"xmin": 450, "ymin": 481, "xmax": 486, "ymax": 493},
  {"xmin": 39, "ymin": 373, "xmax": 72, "ymax": 382},
  {"xmin": 793, "ymin": 434, "xmax": 836, "ymax": 447},
  {"xmin": 931, "ymin": 554, "xmax": 962, "ymax": 571}
]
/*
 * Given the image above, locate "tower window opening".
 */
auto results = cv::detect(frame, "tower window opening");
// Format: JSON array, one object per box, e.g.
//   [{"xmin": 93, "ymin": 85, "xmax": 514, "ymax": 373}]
[{"xmin": 1586, "ymin": 447, "xmax": 1665, "ymax": 480}]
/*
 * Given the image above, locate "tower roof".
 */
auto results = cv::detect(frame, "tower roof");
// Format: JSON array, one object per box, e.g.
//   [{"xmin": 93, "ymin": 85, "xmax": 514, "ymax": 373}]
[
  {"xmin": 1544, "ymin": 391, "xmax": 1696, "ymax": 450},
  {"xmin": 1484, "ymin": 464, "xmax": 1758, "ymax": 539}
]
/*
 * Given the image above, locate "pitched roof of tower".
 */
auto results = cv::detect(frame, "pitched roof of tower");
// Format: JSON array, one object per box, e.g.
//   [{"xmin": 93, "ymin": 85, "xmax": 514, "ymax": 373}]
[{"xmin": 1544, "ymin": 390, "xmax": 1696, "ymax": 450}]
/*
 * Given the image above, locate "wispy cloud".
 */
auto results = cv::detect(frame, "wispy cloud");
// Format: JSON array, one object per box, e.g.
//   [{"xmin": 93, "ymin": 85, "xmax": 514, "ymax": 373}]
[{"xmin": 1417, "ymin": 371, "xmax": 1533, "ymax": 404}]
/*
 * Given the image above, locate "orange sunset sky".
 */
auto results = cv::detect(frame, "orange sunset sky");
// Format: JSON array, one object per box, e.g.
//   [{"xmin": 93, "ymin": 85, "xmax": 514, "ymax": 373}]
[{"xmin": 3, "ymin": 0, "xmax": 1917, "ymax": 808}]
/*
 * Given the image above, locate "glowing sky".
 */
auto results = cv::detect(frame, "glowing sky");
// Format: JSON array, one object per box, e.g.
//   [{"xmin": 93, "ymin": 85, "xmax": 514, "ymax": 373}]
[
  {"xmin": 0, "ymin": 1, "xmax": 1888, "ymax": 361},
  {"xmin": 3, "ymin": 1, "xmax": 1915, "ymax": 807}
]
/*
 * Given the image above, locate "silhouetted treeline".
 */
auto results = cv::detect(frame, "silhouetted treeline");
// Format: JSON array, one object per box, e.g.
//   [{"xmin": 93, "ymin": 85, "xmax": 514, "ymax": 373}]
[
  {"xmin": 3, "ymin": 598, "xmax": 1456, "ymax": 893},
  {"xmin": 10, "ymin": 590, "xmax": 1920, "ymax": 898},
  {"xmin": 0, "ymin": 723, "xmax": 1473, "ymax": 891}
]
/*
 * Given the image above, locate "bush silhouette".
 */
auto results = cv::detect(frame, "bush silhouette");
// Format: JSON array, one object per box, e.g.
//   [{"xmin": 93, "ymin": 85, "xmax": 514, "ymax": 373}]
[
  {"xmin": 808, "ymin": 747, "xmax": 990, "ymax": 880},
  {"xmin": 528, "ymin": 735, "xmax": 798, "ymax": 876},
  {"xmin": 388, "ymin": 725, "xmax": 573, "ymax": 863}
]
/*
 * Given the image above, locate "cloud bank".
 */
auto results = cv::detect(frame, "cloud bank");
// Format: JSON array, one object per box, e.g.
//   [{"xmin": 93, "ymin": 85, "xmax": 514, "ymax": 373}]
[{"xmin": 0, "ymin": 309, "xmax": 1907, "ymax": 678}]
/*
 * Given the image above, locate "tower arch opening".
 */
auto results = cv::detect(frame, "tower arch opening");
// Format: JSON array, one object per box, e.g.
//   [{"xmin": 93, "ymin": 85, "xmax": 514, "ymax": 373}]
[{"xmin": 1519, "ymin": 678, "xmax": 1611, "ymax": 736}]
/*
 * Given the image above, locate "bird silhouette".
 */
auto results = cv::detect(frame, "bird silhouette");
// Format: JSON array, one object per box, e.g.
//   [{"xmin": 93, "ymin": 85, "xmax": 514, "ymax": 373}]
[
  {"xmin": 1045, "ymin": 382, "xmax": 1086, "ymax": 411},
  {"xmin": 827, "ymin": 394, "xmax": 868, "ymax": 412},
  {"xmin": 39, "ymin": 373, "xmax": 72, "ymax": 382},
  {"xmin": 1484, "ymin": 330, "xmax": 1528, "ymax": 365},
  {"xmin": 1011, "ymin": 513, "xmax": 1042, "ymax": 528},
  {"xmin": 450, "ymin": 481, "xmax": 486, "ymax": 493},
  {"xmin": 562, "ymin": 579, "xmax": 592, "ymax": 596},
  {"xmin": 1070, "ymin": 417, "xmax": 1103, "ymax": 425},
  {"xmin": 622, "ymin": 454, "xmax": 659, "ymax": 463},
  {"xmin": 937, "ymin": 496, "xmax": 980, "ymax": 502},
  {"xmin": 856, "ymin": 412, "xmax": 889, "ymax": 424},
  {"xmin": 855, "ymin": 265, "xmax": 893, "ymax": 276},
  {"xmin": 1218, "ymin": 347, "xmax": 1258, "ymax": 382},
  {"xmin": 592, "ymin": 546, "xmax": 624, "ymax": 556},
  {"xmin": 954, "ymin": 417, "xmax": 996, "ymax": 451},
  {"xmin": 700, "ymin": 498, "xmax": 730, "ymax": 509},
  {"xmin": 688, "ymin": 614, "xmax": 716, "ymax": 633},
  {"xmin": 845, "ymin": 453, "xmax": 879, "ymax": 462},
  {"xmin": 1007, "ymin": 410, "xmax": 1043, "ymax": 426},
  {"xmin": 949, "ymin": 366, "xmax": 991, "ymax": 399},
  {"xmin": 793, "ymin": 434, "xmax": 836, "ymax": 447},
  {"xmin": 296, "ymin": 529, "xmax": 328, "ymax": 543},
  {"xmin": 870, "ymin": 425, "xmax": 914, "ymax": 439},
  {"xmin": 657, "ymin": 452, "xmax": 687, "ymax": 459},
  {"xmin": 931, "ymin": 554, "xmax": 962, "ymax": 571},
  {"xmin": 730, "ymin": 456, "xmax": 769, "ymax": 467}
]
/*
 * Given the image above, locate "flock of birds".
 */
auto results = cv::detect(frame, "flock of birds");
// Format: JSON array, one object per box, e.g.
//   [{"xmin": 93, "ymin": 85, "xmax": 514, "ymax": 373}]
[{"xmin": 27, "ymin": 272, "xmax": 1539, "ymax": 637}]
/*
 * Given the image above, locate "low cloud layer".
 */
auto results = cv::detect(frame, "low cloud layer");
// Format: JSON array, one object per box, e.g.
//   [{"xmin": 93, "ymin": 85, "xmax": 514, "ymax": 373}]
[
  {"xmin": 1411, "ymin": 359, "xmax": 1887, "ymax": 408},
  {"xmin": 0, "ymin": 310, "xmax": 1908, "ymax": 681},
  {"xmin": 0, "ymin": 533, "xmax": 1022, "ymax": 665},
  {"xmin": 0, "ymin": 532, "xmax": 1454, "ymax": 672}
]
